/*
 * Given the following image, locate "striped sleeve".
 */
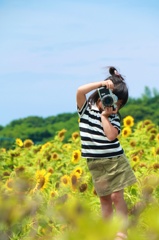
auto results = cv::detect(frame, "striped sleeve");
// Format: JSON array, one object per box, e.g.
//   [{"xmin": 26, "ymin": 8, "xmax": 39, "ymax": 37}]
[
  {"xmin": 77, "ymin": 100, "xmax": 88, "ymax": 117},
  {"xmin": 109, "ymin": 114, "xmax": 121, "ymax": 134}
]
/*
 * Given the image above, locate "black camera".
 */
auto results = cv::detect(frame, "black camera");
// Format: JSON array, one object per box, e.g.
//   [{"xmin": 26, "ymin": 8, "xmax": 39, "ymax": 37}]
[{"xmin": 97, "ymin": 87, "xmax": 118, "ymax": 109}]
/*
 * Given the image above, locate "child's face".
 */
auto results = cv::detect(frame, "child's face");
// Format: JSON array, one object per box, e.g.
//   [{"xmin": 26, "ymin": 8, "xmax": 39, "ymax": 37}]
[
  {"xmin": 116, "ymin": 99, "xmax": 123, "ymax": 109},
  {"xmin": 97, "ymin": 99, "xmax": 123, "ymax": 111}
]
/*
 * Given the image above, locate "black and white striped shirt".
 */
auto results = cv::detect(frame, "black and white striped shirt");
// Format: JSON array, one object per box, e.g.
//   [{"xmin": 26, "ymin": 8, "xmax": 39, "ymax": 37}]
[{"xmin": 78, "ymin": 100, "xmax": 124, "ymax": 159}]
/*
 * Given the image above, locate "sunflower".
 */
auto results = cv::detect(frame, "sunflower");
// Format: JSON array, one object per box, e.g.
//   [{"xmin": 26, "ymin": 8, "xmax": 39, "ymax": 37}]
[
  {"xmin": 6, "ymin": 178, "xmax": 14, "ymax": 191},
  {"xmin": 150, "ymin": 128, "xmax": 158, "ymax": 134},
  {"xmin": 0, "ymin": 148, "xmax": 6, "ymax": 153},
  {"xmin": 72, "ymin": 132, "xmax": 80, "ymax": 141},
  {"xmin": 153, "ymin": 163, "xmax": 159, "ymax": 170},
  {"xmin": 47, "ymin": 167, "xmax": 54, "ymax": 174},
  {"xmin": 132, "ymin": 156, "xmax": 140, "ymax": 162},
  {"xmin": 40, "ymin": 142, "xmax": 52, "ymax": 152},
  {"xmin": 121, "ymin": 127, "xmax": 132, "ymax": 137},
  {"xmin": 142, "ymin": 119, "xmax": 152, "ymax": 126},
  {"xmin": 61, "ymin": 175, "xmax": 70, "ymax": 186},
  {"xmin": 50, "ymin": 190, "xmax": 58, "ymax": 198},
  {"xmin": 146, "ymin": 124, "xmax": 155, "ymax": 131},
  {"xmin": 70, "ymin": 170, "xmax": 81, "ymax": 180},
  {"xmin": 35, "ymin": 169, "xmax": 51, "ymax": 191},
  {"xmin": 156, "ymin": 147, "xmax": 159, "ymax": 155},
  {"xmin": 139, "ymin": 163, "xmax": 147, "ymax": 168},
  {"xmin": 51, "ymin": 152, "xmax": 59, "ymax": 160},
  {"xmin": 79, "ymin": 183, "xmax": 88, "ymax": 193},
  {"xmin": 70, "ymin": 173, "xmax": 79, "ymax": 191},
  {"xmin": 73, "ymin": 167, "xmax": 83, "ymax": 177},
  {"xmin": 130, "ymin": 140, "xmax": 136, "ymax": 147},
  {"xmin": 10, "ymin": 149, "xmax": 21, "ymax": 157},
  {"xmin": 71, "ymin": 174, "xmax": 78, "ymax": 185},
  {"xmin": 3, "ymin": 171, "xmax": 10, "ymax": 177},
  {"xmin": 23, "ymin": 139, "xmax": 34, "ymax": 148},
  {"xmin": 149, "ymin": 134, "xmax": 156, "ymax": 141},
  {"xmin": 152, "ymin": 147, "xmax": 156, "ymax": 157},
  {"xmin": 16, "ymin": 138, "xmax": 23, "ymax": 147},
  {"xmin": 15, "ymin": 166, "xmax": 25, "ymax": 175},
  {"xmin": 62, "ymin": 143, "xmax": 72, "ymax": 151},
  {"xmin": 71, "ymin": 150, "xmax": 81, "ymax": 164},
  {"xmin": 156, "ymin": 133, "xmax": 159, "ymax": 142},
  {"xmin": 123, "ymin": 116, "xmax": 134, "ymax": 127},
  {"xmin": 58, "ymin": 129, "xmax": 67, "ymax": 141}
]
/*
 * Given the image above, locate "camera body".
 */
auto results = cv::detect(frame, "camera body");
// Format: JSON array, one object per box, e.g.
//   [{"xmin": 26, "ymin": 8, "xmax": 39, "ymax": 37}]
[{"xmin": 97, "ymin": 87, "xmax": 118, "ymax": 109}]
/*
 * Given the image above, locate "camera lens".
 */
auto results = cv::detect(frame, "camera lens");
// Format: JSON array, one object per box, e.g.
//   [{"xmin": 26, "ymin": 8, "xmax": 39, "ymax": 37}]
[{"xmin": 102, "ymin": 96, "xmax": 113, "ymax": 107}]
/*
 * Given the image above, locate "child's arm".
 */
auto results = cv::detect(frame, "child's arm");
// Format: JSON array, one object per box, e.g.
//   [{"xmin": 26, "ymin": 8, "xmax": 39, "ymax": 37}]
[
  {"xmin": 76, "ymin": 80, "xmax": 114, "ymax": 110},
  {"xmin": 101, "ymin": 109, "xmax": 119, "ymax": 141}
]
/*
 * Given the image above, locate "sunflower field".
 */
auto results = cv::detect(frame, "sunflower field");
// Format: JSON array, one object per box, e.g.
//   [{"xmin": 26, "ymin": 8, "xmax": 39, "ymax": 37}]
[{"xmin": 1, "ymin": 116, "xmax": 159, "ymax": 240}]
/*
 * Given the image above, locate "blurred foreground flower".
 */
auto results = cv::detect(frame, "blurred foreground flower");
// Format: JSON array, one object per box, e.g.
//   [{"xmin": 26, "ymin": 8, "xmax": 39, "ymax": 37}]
[
  {"xmin": 6, "ymin": 178, "xmax": 14, "ymax": 191},
  {"xmin": 156, "ymin": 133, "xmax": 159, "ymax": 142}
]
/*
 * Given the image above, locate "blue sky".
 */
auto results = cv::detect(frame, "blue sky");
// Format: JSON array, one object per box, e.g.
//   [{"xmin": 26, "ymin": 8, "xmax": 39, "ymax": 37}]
[{"xmin": 0, "ymin": 0, "xmax": 159, "ymax": 126}]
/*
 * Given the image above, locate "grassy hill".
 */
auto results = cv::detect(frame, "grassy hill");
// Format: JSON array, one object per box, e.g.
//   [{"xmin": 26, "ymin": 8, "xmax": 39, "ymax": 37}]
[{"xmin": 1, "ymin": 86, "xmax": 159, "ymax": 149}]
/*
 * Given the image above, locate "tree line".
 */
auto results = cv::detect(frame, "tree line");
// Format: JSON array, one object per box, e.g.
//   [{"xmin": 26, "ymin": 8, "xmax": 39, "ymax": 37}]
[{"xmin": 0, "ymin": 86, "xmax": 159, "ymax": 149}]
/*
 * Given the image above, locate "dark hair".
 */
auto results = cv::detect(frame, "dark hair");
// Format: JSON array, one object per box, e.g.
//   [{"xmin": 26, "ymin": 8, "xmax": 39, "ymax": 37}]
[{"xmin": 88, "ymin": 66, "xmax": 128, "ymax": 108}]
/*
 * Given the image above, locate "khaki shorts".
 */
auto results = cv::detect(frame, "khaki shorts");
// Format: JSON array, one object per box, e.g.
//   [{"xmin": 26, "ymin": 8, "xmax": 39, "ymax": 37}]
[{"xmin": 87, "ymin": 154, "xmax": 136, "ymax": 197}]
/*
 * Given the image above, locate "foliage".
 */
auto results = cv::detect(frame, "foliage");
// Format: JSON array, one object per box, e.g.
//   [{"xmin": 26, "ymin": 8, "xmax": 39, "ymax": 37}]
[
  {"xmin": 1, "ymin": 116, "xmax": 159, "ymax": 239},
  {"xmin": 0, "ymin": 86, "xmax": 159, "ymax": 149},
  {"xmin": 0, "ymin": 113, "xmax": 79, "ymax": 149},
  {"xmin": 116, "ymin": 86, "xmax": 159, "ymax": 125}
]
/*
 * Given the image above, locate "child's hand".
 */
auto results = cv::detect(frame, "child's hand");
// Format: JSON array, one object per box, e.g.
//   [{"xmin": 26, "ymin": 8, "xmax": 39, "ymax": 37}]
[
  {"xmin": 102, "ymin": 80, "xmax": 114, "ymax": 90},
  {"xmin": 101, "ymin": 107, "xmax": 118, "ymax": 117}
]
